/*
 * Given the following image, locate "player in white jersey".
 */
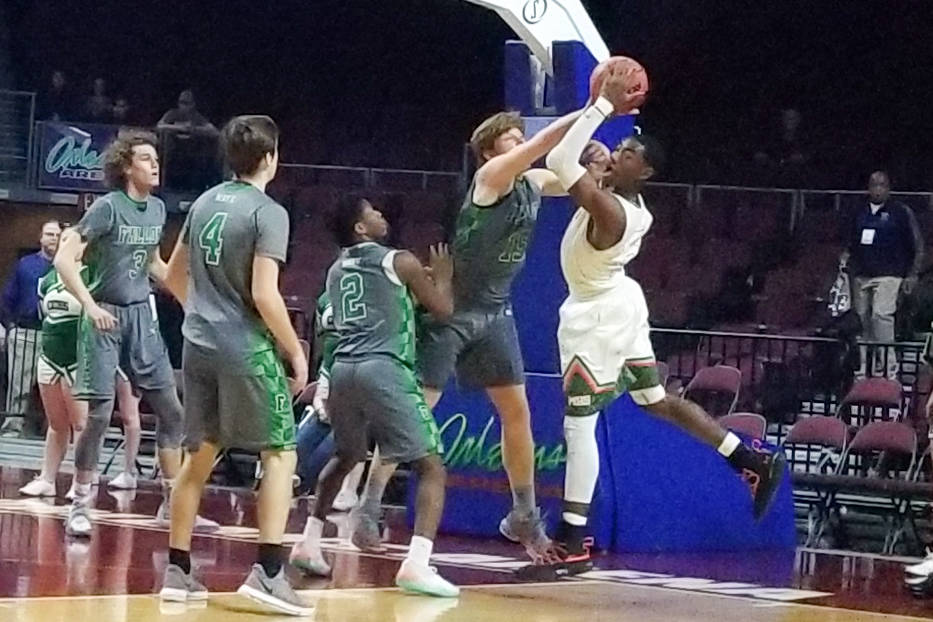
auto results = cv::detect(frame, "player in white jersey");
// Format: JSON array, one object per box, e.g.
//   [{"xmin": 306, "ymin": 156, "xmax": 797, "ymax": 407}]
[{"xmin": 518, "ymin": 67, "xmax": 787, "ymax": 580}]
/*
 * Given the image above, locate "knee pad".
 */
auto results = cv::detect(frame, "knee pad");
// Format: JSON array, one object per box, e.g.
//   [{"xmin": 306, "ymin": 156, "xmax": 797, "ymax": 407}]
[{"xmin": 563, "ymin": 414, "xmax": 599, "ymax": 445}]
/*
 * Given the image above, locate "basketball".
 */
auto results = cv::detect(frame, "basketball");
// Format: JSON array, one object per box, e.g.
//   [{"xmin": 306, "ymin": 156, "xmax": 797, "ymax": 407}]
[{"xmin": 588, "ymin": 56, "xmax": 649, "ymax": 113}]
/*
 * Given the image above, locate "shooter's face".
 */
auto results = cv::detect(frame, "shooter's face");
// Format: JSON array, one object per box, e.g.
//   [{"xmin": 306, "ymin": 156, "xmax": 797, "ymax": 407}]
[{"xmin": 609, "ymin": 137, "xmax": 653, "ymax": 186}]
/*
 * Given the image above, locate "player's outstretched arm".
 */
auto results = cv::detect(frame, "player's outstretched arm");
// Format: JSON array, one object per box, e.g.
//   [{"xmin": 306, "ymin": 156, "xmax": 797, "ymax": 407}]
[
  {"xmin": 476, "ymin": 109, "xmax": 584, "ymax": 201},
  {"xmin": 252, "ymin": 255, "xmax": 308, "ymax": 395},
  {"xmin": 163, "ymin": 235, "xmax": 189, "ymax": 304},
  {"xmin": 394, "ymin": 245, "xmax": 453, "ymax": 321}
]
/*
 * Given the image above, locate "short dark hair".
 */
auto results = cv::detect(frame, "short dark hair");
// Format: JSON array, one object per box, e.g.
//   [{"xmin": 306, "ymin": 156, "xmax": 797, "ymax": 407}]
[
  {"xmin": 327, "ymin": 194, "xmax": 369, "ymax": 247},
  {"xmin": 102, "ymin": 129, "xmax": 158, "ymax": 189},
  {"xmin": 632, "ymin": 134, "xmax": 665, "ymax": 174},
  {"xmin": 221, "ymin": 115, "xmax": 279, "ymax": 177},
  {"xmin": 469, "ymin": 111, "xmax": 524, "ymax": 165}
]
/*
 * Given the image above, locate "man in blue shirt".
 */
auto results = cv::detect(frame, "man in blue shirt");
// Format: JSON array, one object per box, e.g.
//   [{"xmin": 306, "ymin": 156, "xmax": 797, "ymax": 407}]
[
  {"xmin": 842, "ymin": 171, "xmax": 924, "ymax": 379},
  {"xmin": 0, "ymin": 221, "xmax": 60, "ymax": 436}
]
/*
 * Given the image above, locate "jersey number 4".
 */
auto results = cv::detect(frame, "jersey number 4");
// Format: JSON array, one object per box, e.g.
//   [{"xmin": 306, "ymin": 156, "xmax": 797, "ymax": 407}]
[
  {"xmin": 199, "ymin": 212, "xmax": 229, "ymax": 266},
  {"xmin": 339, "ymin": 273, "xmax": 367, "ymax": 321}
]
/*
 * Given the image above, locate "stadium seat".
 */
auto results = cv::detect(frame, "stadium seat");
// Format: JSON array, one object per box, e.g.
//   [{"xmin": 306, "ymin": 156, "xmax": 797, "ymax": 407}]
[
  {"xmin": 718, "ymin": 412, "xmax": 767, "ymax": 440},
  {"xmin": 682, "ymin": 364, "xmax": 741, "ymax": 417},
  {"xmin": 835, "ymin": 377, "xmax": 903, "ymax": 427}
]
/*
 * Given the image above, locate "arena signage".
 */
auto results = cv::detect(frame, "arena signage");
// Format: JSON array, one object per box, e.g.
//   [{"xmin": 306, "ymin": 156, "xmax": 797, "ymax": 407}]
[{"xmin": 38, "ymin": 122, "xmax": 118, "ymax": 192}]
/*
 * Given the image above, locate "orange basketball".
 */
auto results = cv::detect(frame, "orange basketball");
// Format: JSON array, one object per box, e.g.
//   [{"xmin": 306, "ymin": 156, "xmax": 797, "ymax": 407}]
[{"xmin": 588, "ymin": 56, "xmax": 649, "ymax": 113}]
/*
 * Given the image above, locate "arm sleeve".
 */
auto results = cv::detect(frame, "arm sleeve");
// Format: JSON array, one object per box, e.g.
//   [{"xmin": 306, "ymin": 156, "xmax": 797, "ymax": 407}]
[
  {"xmin": 74, "ymin": 197, "xmax": 114, "ymax": 243},
  {"xmin": 545, "ymin": 96, "xmax": 614, "ymax": 190},
  {"xmin": 255, "ymin": 203, "xmax": 289, "ymax": 263}
]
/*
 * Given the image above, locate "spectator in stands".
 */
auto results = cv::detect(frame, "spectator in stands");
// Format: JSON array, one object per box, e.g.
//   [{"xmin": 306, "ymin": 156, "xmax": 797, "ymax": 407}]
[
  {"xmin": 38, "ymin": 70, "xmax": 72, "ymax": 122},
  {"xmin": 112, "ymin": 96, "xmax": 132, "ymax": 125},
  {"xmin": 753, "ymin": 108, "xmax": 810, "ymax": 186},
  {"xmin": 157, "ymin": 90, "xmax": 216, "ymax": 133},
  {"xmin": 84, "ymin": 77, "xmax": 112, "ymax": 123},
  {"xmin": 0, "ymin": 220, "xmax": 60, "ymax": 437},
  {"xmin": 157, "ymin": 90, "xmax": 220, "ymax": 191},
  {"xmin": 841, "ymin": 171, "xmax": 924, "ymax": 378}
]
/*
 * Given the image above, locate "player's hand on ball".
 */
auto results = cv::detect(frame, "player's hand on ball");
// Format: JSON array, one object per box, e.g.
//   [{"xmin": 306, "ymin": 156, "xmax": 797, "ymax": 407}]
[
  {"xmin": 600, "ymin": 65, "xmax": 647, "ymax": 115},
  {"xmin": 87, "ymin": 303, "xmax": 118, "ymax": 332},
  {"xmin": 429, "ymin": 244, "xmax": 453, "ymax": 284},
  {"xmin": 287, "ymin": 352, "xmax": 309, "ymax": 396}
]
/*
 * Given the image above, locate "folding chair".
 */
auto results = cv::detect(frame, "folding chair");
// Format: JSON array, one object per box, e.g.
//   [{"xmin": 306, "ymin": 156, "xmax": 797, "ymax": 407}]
[
  {"xmin": 719, "ymin": 412, "xmax": 767, "ymax": 440},
  {"xmin": 835, "ymin": 377, "xmax": 903, "ymax": 427},
  {"xmin": 781, "ymin": 415, "xmax": 850, "ymax": 547},
  {"xmin": 682, "ymin": 365, "xmax": 741, "ymax": 417},
  {"xmin": 839, "ymin": 421, "xmax": 920, "ymax": 554}
]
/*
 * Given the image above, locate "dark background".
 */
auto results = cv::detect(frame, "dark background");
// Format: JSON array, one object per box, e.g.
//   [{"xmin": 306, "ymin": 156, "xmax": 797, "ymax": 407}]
[{"xmin": 6, "ymin": 0, "xmax": 933, "ymax": 187}]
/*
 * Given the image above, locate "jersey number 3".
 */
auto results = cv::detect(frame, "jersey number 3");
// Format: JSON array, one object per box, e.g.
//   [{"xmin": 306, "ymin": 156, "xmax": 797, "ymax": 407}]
[
  {"xmin": 199, "ymin": 212, "xmax": 229, "ymax": 266},
  {"xmin": 340, "ymin": 273, "xmax": 367, "ymax": 321}
]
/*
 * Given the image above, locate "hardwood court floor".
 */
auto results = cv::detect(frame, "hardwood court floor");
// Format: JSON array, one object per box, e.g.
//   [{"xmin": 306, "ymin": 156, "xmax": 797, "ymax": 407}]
[{"xmin": 0, "ymin": 467, "xmax": 932, "ymax": 621}]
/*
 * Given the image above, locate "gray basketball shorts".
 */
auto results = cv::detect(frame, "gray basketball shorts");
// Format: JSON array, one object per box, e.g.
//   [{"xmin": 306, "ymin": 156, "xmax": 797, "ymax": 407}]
[
  {"xmin": 417, "ymin": 306, "xmax": 525, "ymax": 390},
  {"xmin": 328, "ymin": 356, "xmax": 443, "ymax": 464},
  {"xmin": 75, "ymin": 299, "xmax": 175, "ymax": 400},
  {"xmin": 182, "ymin": 340, "xmax": 296, "ymax": 453}
]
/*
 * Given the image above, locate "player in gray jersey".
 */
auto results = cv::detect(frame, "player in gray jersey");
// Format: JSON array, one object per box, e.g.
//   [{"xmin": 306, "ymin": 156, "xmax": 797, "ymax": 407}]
[
  {"xmin": 290, "ymin": 194, "xmax": 459, "ymax": 598},
  {"xmin": 54, "ymin": 130, "xmax": 216, "ymax": 538},
  {"xmin": 159, "ymin": 116, "xmax": 311, "ymax": 616},
  {"xmin": 354, "ymin": 106, "xmax": 588, "ymax": 558}
]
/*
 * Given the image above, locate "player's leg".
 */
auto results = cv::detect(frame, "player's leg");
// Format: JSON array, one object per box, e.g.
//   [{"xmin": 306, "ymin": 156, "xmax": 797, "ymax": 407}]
[
  {"xmin": 333, "ymin": 462, "xmax": 365, "ymax": 511},
  {"xmin": 67, "ymin": 312, "xmax": 121, "ymax": 537},
  {"xmin": 21, "ymin": 364, "xmax": 69, "ymax": 496},
  {"xmin": 293, "ymin": 361, "xmax": 366, "ymax": 575},
  {"xmin": 364, "ymin": 359, "xmax": 456, "ymax": 598},
  {"xmin": 627, "ymin": 321, "xmax": 786, "ymax": 520},
  {"xmin": 161, "ymin": 340, "xmax": 223, "ymax": 603},
  {"xmin": 110, "ymin": 371, "xmax": 141, "ymax": 489},
  {"xmin": 351, "ymin": 320, "xmax": 459, "ymax": 551},
  {"xmin": 221, "ymin": 347, "xmax": 310, "ymax": 615},
  {"xmin": 460, "ymin": 310, "xmax": 546, "ymax": 554}
]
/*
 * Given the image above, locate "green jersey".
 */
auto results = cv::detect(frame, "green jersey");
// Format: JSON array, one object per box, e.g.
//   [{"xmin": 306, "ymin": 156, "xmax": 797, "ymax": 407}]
[
  {"xmin": 452, "ymin": 175, "xmax": 540, "ymax": 310},
  {"xmin": 75, "ymin": 191, "xmax": 165, "ymax": 305},
  {"xmin": 38, "ymin": 266, "xmax": 88, "ymax": 370},
  {"xmin": 326, "ymin": 243, "xmax": 416, "ymax": 367},
  {"xmin": 315, "ymin": 291, "xmax": 337, "ymax": 379},
  {"xmin": 181, "ymin": 181, "xmax": 289, "ymax": 373}
]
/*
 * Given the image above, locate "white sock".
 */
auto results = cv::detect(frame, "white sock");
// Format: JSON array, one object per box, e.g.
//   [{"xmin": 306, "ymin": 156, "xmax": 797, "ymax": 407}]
[
  {"xmin": 562, "ymin": 511, "xmax": 588, "ymax": 526},
  {"xmin": 74, "ymin": 481, "xmax": 91, "ymax": 496},
  {"xmin": 406, "ymin": 535, "xmax": 433, "ymax": 566},
  {"xmin": 717, "ymin": 432, "xmax": 741, "ymax": 457},
  {"xmin": 339, "ymin": 463, "xmax": 365, "ymax": 497},
  {"xmin": 303, "ymin": 516, "xmax": 325, "ymax": 543},
  {"xmin": 563, "ymin": 415, "xmax": 600, "ymax": 509}
]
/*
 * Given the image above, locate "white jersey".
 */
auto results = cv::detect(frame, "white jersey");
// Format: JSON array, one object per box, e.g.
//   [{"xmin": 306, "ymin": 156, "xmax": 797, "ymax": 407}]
[{"xmin": 559, "ymin": 192, "xmax": 653, "ymax": 300}]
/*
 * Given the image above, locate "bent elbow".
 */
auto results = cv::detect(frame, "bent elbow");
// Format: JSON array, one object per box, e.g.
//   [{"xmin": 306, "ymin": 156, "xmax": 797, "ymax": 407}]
[{"xmin": 545, "ymin": 144, "xmax": 567, "ymax": 173}]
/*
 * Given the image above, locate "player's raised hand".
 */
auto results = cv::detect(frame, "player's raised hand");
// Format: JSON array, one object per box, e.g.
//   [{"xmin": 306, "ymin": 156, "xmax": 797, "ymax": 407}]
[
  {"xmin": 87, "ymin": 302, "xmax": 118, "ymax": 332},
  {"xmin": 600, "ymin": 65, "xmax": 647, "ymax": 115},
  {"xmin": 429, "ymin": 244, "xmax": 453, "ymax": 285}
]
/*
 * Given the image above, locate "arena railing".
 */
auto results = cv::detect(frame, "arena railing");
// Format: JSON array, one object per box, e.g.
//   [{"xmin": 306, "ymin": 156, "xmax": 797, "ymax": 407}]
[
  {"xmin": 651, "ymin": 327, "xmax": 926, "ymax": 442},
  {"xmin": 274, "ymin": 163, "xmax": 462, "ymax": 192},
  {"xmin": 0, "ymin": 90, "xmax": 36, "ymax": 187}
]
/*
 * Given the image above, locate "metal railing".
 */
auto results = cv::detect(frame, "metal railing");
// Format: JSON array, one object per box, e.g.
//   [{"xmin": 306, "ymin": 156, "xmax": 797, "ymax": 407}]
[
  {"xmin": 651, "ymin": 327, "xmax": 926, "ymax": 442},
  {"xmin": 0, "ymin": 90, "xmax": 35, "ymax": 187},
  {"xmin": 276, "ymin": 162, "xmax": 460, "ymax": 192}
]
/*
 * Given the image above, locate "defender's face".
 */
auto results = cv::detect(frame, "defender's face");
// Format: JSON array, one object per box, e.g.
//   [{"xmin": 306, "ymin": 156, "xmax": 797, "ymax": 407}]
[
  {"xmin": 358, "ymin": 200, "xmax": 389, "ymax": 241},
  {"xmin": 125, "ymin": 144, "xmax": 160, "ymax": 191},
  {"xmin": 485, "ymin": 128, "xmax": 525, "ymax": 163}
]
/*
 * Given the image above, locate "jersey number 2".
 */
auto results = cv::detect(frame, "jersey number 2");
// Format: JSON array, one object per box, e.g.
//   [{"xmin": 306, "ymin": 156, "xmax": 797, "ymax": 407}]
[
  {"xmin": 199, "ymin": 212, "xmax": 228, "ymax": 266},
  {"xmin": 340, "ymin": 273, "xmax": 367, "ymax": 321}
]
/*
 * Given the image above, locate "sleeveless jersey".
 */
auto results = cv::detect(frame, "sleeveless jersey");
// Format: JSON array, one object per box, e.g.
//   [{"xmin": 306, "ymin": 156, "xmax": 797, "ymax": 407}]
[
  {"xmin": 38, "ymin": 266, "xmax": 88, "ymax": 369},
  {"xmin": 452, "ymin": 175, "xmax": 540, "ymax": 310},
  {"xmin": 326, "ymin": 243, "xmax": 416, "ymax": 367},
  {"xmin": 560, "ymin": 193, "xmax": 653, "ymax": 300}
]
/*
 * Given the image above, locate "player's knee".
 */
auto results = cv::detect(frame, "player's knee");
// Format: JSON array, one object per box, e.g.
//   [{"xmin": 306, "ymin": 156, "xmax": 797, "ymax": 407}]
[
  {"xmin": 413, "ymin": 453, "xmax": 446, "ymax": 481},
  {"xmin": 563, "ymin": 415, "xmax": 598, "ymax": 447}
]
